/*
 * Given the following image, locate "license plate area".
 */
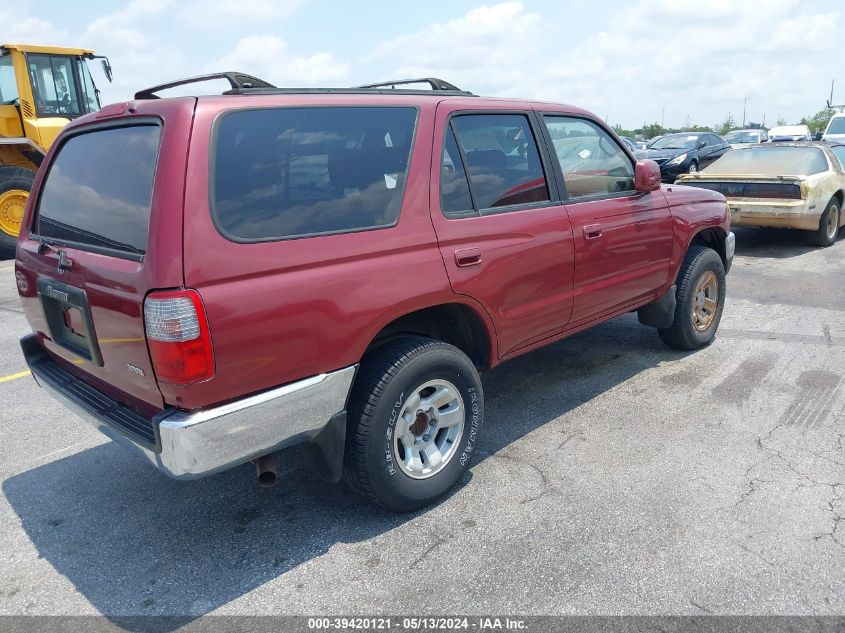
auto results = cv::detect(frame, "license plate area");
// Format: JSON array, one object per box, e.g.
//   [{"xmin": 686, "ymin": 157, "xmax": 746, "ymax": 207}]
[{"xmin": 37, "ymin": 277, "xmax": 104, "ymax": 366}]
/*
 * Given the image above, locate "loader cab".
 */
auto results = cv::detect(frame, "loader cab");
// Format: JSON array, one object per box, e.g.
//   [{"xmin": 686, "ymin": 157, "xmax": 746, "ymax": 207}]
[
  {"xmin": 25, "ymin": 52, "xmax": 102, "ymax": 117},
  {"xmin": 0, "ymin": 44, "xmax": 112, "ymax": 256}
]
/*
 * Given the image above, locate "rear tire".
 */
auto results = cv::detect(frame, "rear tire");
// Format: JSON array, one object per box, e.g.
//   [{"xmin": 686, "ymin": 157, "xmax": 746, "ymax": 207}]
[
  {"xmin": 810, "ymin": 198, "xmax": 840, "ymax": 247},
  {"xmin": 658, "ymin": 246, "xmax": 726, "ymax": 350},
  {"xmin": 0, "ymin": 166, "xmax": 36, "ymax": 259},
  {"xmin": 343, "ymin": 336, "xmax": 483, "ymax": 512}
]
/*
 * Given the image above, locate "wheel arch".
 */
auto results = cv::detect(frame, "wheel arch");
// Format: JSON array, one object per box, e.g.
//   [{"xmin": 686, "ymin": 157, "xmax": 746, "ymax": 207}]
[
  {"xmin": 831, "ymin": 189, "xmax": 844, "ymax": 213},
  {"xmin": 362, "ymin": 301, "xmax": 496, "ymax": 372},
  {"xmin": 688, "ymin": 226, "xmax": 728, "ymax": 269}
]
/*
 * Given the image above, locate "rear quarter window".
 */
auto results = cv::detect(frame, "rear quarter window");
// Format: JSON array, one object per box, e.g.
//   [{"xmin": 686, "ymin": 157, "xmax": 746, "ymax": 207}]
[
  {"xmin": 35, "ymin": 123, "xmax": 161, "ymax": 257},
  {"xmin": 211, "ymin": 106, "xmax": 418, "ymax": 241}
]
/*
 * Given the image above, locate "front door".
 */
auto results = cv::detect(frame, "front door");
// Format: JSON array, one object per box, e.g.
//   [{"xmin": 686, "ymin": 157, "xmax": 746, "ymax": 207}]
[{"xmin": 539, "ymin": 114, "xmax": 674, "ymax": 325}]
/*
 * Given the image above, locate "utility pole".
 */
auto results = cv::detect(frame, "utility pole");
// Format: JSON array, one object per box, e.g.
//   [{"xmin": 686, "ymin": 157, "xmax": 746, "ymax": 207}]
[
  {"xmin": 831, "ymin": 79, "xmax": 837, "ymax": 106},
  {"xmin": 661, "ymin": 107, "xmax": 665, "ymax": 130},
  {"xmin": 742, "ymin": 97, "xmax": 747, "ymax": 127}
]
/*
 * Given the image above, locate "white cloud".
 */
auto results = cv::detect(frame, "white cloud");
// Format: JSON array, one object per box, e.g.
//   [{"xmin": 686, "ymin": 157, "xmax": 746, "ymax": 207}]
[
  {"xmin": 364, "ymin": 0, "xmax": 842, "ymax": 129},
  {"xmin": 179, "ymin": 0, "xmax": 303, "ymax": 27},
  {"xmin": 85, "ymin": 0, "xmax": 173, "ymax": 49},
  {"xmin": 365, "ymin": 2, "xmax": 542, "ymax": 94},
  {"xmin": 0, "ymin": 2, "xmax": 68, "ymax": 43},
  {"xmin": 206, "ymin": 35, "xmax": 349, "ymax": 86}
]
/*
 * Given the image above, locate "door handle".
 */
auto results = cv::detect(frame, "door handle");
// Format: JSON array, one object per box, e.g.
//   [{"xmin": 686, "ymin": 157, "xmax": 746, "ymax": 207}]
[
  {"xmin": 583, "ymin": 224, "xmax": 602, "ymax": 240},
  {"xmin": 454, "ymin": 247, "xmax": 482, "ymax": 267}
]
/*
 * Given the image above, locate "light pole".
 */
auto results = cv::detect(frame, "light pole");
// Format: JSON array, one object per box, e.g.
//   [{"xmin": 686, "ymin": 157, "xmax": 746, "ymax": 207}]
[
  {"xmin": 742, "ymin": 97, "xmax": 747, "ymax": 128},
  {"xmin": 661, "ymin": 107, "xmax": 665, "ymax": 131},
  {"xmin": 831, "ymin": 79, "xmax": 837, "ymax": 106}
]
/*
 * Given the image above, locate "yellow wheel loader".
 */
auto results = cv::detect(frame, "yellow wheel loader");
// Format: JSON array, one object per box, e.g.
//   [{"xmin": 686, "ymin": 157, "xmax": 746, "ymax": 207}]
[{"xmin": 0, "ymin": 43, "xmax": 112, "ymax": 256}]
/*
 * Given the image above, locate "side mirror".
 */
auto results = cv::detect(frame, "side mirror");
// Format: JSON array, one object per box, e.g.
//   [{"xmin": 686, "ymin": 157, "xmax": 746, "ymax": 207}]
[
  {"xmin": 634, "ymin": 159, "xmax": 662, "ymax": 193},
  {"xmin": 100, "ymin": 58, "xmax": 113, "ymax": 83},
  {"xmin": 698, "ymin": 139, "xmax": 707, "ymax": 149}
]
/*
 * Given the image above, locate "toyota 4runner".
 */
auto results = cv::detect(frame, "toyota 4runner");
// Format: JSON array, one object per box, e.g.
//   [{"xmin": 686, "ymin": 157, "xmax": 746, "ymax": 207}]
[{"xmin": 15, "ymin": 77, "xmax": 734, "ymax": 511}]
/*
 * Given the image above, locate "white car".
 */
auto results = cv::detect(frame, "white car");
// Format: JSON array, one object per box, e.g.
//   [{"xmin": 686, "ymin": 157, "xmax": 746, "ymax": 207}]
[
  {"xmin": 822, "ymin": 113, "xmax": 845, "ymax": 143},
  {"xmin": 724, "ymin": 129, "xmax": 769, "ymax": 149},
  {"xmin": 768, "ymin": 124, "xmax": 812, "ymax": 142}
]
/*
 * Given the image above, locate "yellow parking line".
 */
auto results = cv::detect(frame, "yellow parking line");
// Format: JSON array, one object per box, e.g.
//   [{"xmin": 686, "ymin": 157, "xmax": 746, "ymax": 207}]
[{"xmin": 0, "ymin": 369, "xmax": 31, "ymax": 383}]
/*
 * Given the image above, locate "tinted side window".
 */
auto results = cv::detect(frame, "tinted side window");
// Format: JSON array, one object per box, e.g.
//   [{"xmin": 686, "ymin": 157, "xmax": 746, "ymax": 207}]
[
  {"xmin": 543, "ymin": 116, "xmax": 634, "ymax": 198},
  {"xmin": 441, "ymin": 126, "xmax": 474, "ymax": 215},
  {"xmin": 213, "ymin": 107, "xmax": 417, "ymax": 241},
  {"xmin": 451, "ymin": 114, "xmax": 550, "ymax": 210},
  {"xmin": 36, "ymin": 124, "xmax": 161, "ymax": 255}
]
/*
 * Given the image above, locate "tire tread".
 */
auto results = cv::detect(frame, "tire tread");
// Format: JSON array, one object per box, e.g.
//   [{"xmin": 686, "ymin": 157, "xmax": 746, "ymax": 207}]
[{"xmin": 343, "ymin": 336, "xmax": 467, "ymax": 508}]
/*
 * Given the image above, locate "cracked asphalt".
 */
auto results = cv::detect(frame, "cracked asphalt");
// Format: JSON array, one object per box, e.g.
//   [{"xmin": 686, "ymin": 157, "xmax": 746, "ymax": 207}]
[{"xmin": 0, "ymin": 226, "xmax": 843, "ymax": 619}]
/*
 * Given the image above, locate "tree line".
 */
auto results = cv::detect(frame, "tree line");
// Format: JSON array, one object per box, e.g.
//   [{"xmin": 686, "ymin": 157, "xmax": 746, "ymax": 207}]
[{"xmin": 614, "ymin": 107, "xmax": 839, "ymax": 140}]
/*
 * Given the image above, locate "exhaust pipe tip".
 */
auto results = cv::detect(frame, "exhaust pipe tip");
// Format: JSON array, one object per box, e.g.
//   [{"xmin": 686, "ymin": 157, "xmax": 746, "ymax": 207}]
[{"xmin": 253, "ymin": 454, "xmax": 278, "ymax": 488}]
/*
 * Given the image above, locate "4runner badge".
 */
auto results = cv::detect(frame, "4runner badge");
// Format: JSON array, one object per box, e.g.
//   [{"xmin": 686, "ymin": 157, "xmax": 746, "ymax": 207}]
[{"xmin": 126, "ymin": 364, "xmax": 145, "ymax": 377}]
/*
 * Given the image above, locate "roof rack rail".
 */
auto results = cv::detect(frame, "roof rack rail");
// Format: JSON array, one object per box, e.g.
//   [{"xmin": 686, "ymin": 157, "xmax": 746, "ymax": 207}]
[
  {"xmin": 357, "ymin": 77, "xmax": 473, "ymax": 94},
  {"xmin": 134, "ymin": 72, "xmax": 275, "ymax": 100}
]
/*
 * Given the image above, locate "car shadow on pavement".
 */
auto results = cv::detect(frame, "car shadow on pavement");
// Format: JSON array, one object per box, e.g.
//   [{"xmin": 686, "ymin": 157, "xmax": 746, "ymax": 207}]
[
  {"xmin": 3, "ymin": 314, "xmax": 688, "ymax": 625},
  {"xmin": 732, "ymin": 227, "xmax": 828, "ymax": 259}
]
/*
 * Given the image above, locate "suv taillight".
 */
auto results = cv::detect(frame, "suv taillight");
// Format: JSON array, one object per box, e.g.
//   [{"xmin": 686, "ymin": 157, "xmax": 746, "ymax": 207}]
[{"xmin": 143, "ymin": 289, "xmax": 214, "ymax": 385}]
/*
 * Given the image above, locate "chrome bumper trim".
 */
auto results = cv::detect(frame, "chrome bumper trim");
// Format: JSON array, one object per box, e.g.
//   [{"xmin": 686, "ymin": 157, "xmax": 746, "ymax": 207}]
[
  {"xmin": 726, "ymin": 231, "xmax": 736, "ymax": 262},
  {"xmin": 23, "ymin": 334, "xmax": 357, "ymax": 480},
  {"xmin": 153, "ymin": 366, "xmax": 356, "ymax": 479}
]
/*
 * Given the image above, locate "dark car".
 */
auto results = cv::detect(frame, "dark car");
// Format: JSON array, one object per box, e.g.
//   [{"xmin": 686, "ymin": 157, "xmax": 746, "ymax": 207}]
[{"xmin": 637, "ymin": 132, "xmax": 730, "ymax": 182}]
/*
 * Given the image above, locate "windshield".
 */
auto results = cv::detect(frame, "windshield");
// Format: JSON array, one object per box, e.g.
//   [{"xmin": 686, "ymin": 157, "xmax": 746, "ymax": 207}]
[
  {"xmin": 827, "ymin": 118, "xmax": 845, "ymax": 135},
  {"xmin": 26, "ymin": 54, "xmax": 90, "ymax": 117},
  {"xmin": 725, "ymin": 131, "xmax": 760, "ymax": 144},
  {"xmin": 704, "ymin": 146, "xmax": 828, "ymax": 176},
  {"xmin": 649, "ymin": 134, "xmax": 700, "ymax": 150}
]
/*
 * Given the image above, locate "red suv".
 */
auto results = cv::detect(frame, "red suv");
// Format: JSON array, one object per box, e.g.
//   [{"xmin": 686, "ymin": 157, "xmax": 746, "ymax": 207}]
[{"xmin": 15, "ymin": 77, "xmax": 734, "ymax": 511}]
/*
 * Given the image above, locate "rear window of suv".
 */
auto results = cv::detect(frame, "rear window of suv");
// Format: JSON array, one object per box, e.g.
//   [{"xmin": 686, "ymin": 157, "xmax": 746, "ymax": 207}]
[
  {"xmin": 35, "ymin": 123, "xmax": 161, "ymax": 257},
  {"xmin": 212, "ymin": 106, "xmax": 417, "ymax": 241}
]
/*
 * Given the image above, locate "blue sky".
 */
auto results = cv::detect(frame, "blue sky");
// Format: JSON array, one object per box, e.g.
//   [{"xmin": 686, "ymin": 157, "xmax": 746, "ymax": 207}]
[{"xmin": 4, "ymin": 0, "xmax": 842, "ymax": 129}]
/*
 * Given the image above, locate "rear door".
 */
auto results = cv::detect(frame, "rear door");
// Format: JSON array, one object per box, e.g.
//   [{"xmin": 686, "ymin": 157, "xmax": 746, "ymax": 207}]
[
  {"xmin": 539, "ymin": 113, "xmax": 673, "ymax": 325},
  {"xmin": 15, "ymin": 99, "xmax": 194, "ymax": 411},
  {"xmin": 429, "ymin": 103, "xmax": 575, "ymax": 357}
]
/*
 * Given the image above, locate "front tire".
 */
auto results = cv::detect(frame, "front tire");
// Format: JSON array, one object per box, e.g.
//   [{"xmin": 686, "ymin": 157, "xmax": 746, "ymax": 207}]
[
  {"xmin": 658, "ymin": 245, "xmax": 726, "ymax": 350},
  {"xmin": 687, "ymin": 160, "xmax": 699, "ymax": 174},
  {"xmin": 810, "ymin": 198, "xmax": 840, "ymax": 247},
  {"xmin": 343, "ymin": 336, "xmax": 483, "ymax": 512},
  {"xmin": 0, "ymin": 166, "xmax": 36, "ymax": 258}
]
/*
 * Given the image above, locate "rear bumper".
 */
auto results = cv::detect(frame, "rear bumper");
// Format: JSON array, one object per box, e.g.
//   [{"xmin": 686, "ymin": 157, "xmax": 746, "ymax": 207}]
[
  {"xmin": 21, "ymin": 334, "xmax": 356, "ymax": 479},
  {"xmin": 728, "ymin": 199, "xmax": 820, "ymax": 231}
]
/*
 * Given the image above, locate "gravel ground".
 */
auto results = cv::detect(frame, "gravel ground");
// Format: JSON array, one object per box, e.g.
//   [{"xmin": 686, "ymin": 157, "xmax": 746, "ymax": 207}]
[{"xmin": 0, "ymin": 227, "xmax": 843, "ymax": 621}]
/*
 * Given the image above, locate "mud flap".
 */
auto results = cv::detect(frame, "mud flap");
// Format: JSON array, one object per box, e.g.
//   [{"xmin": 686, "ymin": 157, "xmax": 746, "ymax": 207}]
[
  {"xmin": 638, "ymin": 284, "xmax": 677, "ymax": 329},
  {"xmin": 302, "ymin": 411, "xmax": 347, "ymax": 483}
]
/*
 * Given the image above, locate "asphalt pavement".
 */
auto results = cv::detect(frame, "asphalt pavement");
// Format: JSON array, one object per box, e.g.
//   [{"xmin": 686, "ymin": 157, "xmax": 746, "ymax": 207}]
[{"xmin": 0, "ymin": 227, "xmax": 844, "ymax": 619}]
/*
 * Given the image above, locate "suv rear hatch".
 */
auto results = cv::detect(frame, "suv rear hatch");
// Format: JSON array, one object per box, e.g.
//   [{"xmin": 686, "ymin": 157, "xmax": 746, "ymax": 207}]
[{"xmin": 16, "ymin": 98, "xmax": 195, "ymax": 418}]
